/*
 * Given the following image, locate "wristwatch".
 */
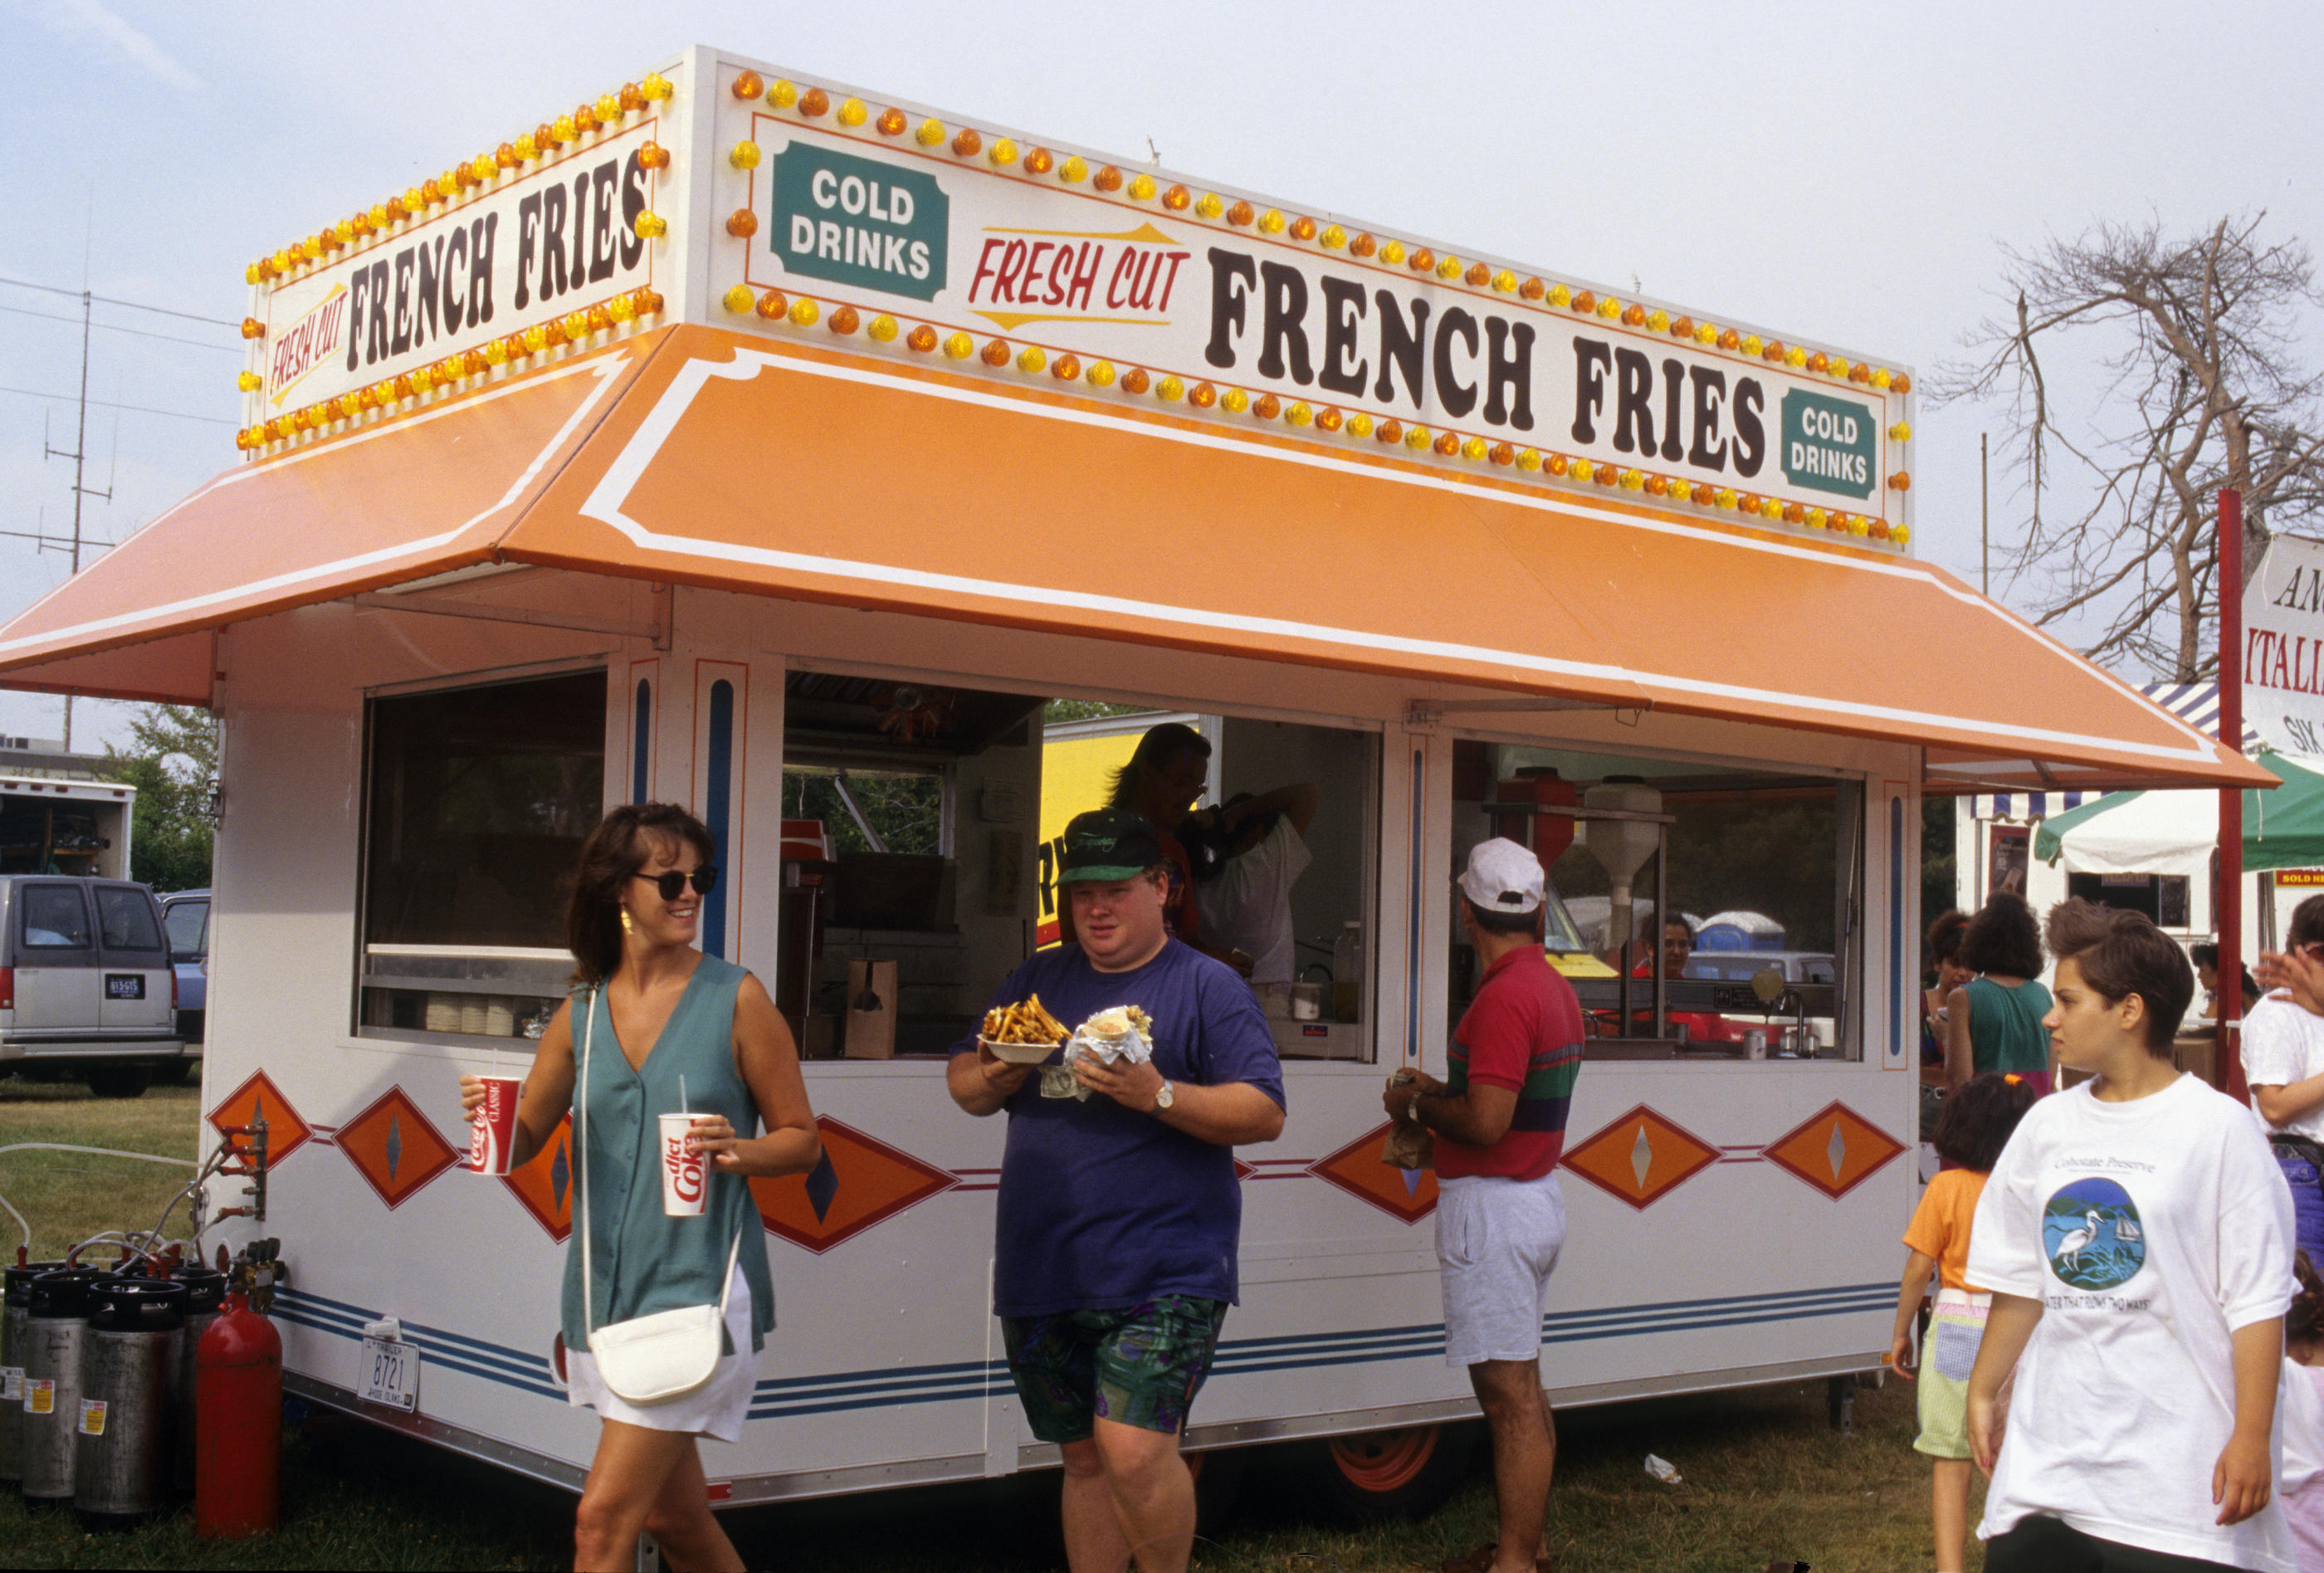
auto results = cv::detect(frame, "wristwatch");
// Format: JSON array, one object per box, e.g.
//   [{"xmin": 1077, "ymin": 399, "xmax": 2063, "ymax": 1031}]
[{"xmin": 1152, "ymin": 1078, "xmax": 1176, "ymax": 1113}]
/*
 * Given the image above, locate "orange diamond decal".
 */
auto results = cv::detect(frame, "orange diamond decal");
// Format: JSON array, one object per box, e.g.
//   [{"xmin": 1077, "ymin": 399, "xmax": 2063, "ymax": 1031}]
[
  {"xmin": 207, "ymin": 1070, "xmax": 312, "ymax": 1166},
  {"xmin": 1308, "ymin": 1122, "xmax": 1439, "ymax": 1225},
  {"xmin": 751, "ymin": 1116, "xmax": 955, "ymax": 1253},
  {"xmin": 1560, "ymin": 1105, "xmax": 1720, "ymax": 1210},
  {"xmin": 503, "ymin": 1114, "xmax": 574, "ymax": 1243},
  {"xmin": 1763, "ymin": 1102, "xmax": 1906, "ymax": 1199},
  {"xmin": 336, "ymin": 1087, "xmax": 459, "ymax": 1209}
]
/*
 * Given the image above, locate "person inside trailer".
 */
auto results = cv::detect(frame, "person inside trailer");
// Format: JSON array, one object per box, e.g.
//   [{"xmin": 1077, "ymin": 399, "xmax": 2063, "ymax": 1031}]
[
  {"xmin": 946, "ymin": 807, "xmax": 1285, "ymax": 1573},
  {"xmin": 1190, "ymin": 781, "xmax": 1321, "ymax": 987},
  {"xmin": 1627, "ymin": 913, "xmax": 1738, "ymax": 1043}
]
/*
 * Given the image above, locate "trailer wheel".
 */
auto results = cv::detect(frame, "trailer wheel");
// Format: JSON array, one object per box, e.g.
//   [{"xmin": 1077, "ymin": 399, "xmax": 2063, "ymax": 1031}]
[
  {"xmin": 86, "ymin": 1065, "xmax": 153, "ymax": 1099},
  {"xmin": 1304, "ymin": 1421, "xmax": 1473, "ymax": 1523}
]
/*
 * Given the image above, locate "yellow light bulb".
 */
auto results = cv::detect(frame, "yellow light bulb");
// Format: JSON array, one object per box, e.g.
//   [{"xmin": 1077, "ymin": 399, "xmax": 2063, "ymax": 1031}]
[
  {"xmin": 989, "ymin": 138, "xmax": 1018, "ymax": 166},
  {"xmin": 1060, "ymin": 155, "xmax": 1088, "ymax": 183},
  {"xmin": 1492, "ymin": 270, "xmax": 1517, "ymax": 292},
  {"xmin": 1438, "ymin": 256, "xmax": 1462, "ymax": 281},
  {"xmin": 482, "ymin": 339, "xmax": 510, "ymax": 364},
  {"xmin": 1258, "ymin": 208, "xmax": 1286, "ymax": 234},
  {"xmin": 1129, "ymin": 173, "xmax": 1157, "ymax": 201},
  {"xmin": 944, "ymin": 331, "xmax": 975, "ymax": 359},
  {"xmin": 916, "ymin": 119, "xmax": 945, "ymax": 147},
  {"xmin": 1150, "ymin": 374, "xmax": 1182, "ymax": 401},
  {"xmin": 642, "ymin": 72, "xmax": 672, "ymax": 100},
  {"xmin": 1517, "ymin": 447, "xmax": 1542, "ymax": 471},
  {"xmin": 1086, "ymin": 359, "xmax": 1116, "ymax": 387},
  {"xmin": 1286, "ymin": 400, "xmax": 1312, "ymax": 426},
  {"xmin": 837, "ymin": 98, "xmax": 867, "ymax": 127},
  {"xmin": 1320, "ymin": 224, "xmax": 1348, "ymax": 250},
  {"xmin": 1741, "ymin": 335, "xmax": 1763, "ymax": 356},
  {"xmin": 1596, "ymin": 296, "xmax": 1621, "ymax": 320},
  {"xmin": 607, "ymin": 295, "xmax": 637, "ymax": 323},
  {"xmin": 788, "ymin": 297, "xmax": 820, "ymax": 327},
  {"xmin": 1405, "ymin": 426, "xmax": 1430, "ymax": 450},
  {"xmin": 236, "ymin": 371, "xmax": 261, "ymax": 392},
  {"xmin": 1694, "ymin": 323, "xmax": 1718, "ymax": 344},
  {"xmin": 633, "ymin": 211, "xmax": 666, "ymax": 238},
  {"xmin": 1194, "ymin": 193, "xmax": 1223, "ymax": 219},
  {"xmin": 1888, "ymin": 421, "xmax": 1912, "ymax": 442},
  {"xmin": 1017, "ymin": 344, "xmax": 1047, "ymax": 373},
  {"xmin": 1379, "ymin": 241, "xmax": 1406, "ymax": 266},
  {"xmin": 596, "ymin": 93, "xmax": 622, "ymax": 121},
  {"xmin": 1346, "ymin": 413, "xmax": 1374, "ymax": 438},
  {"xmin": 1891, "ymin": 524, "xmax": 1911, "ymax": 546},
  {"xmin": 730, "ymin": 140, "xmax": 761, "ymax": 170},
  {"xmin": 722, "ymin": 285, "xmax": 754, "ymax": 314},
  {"xmin": 1222, "ymin": 387, "xmax": 1248, "ymax": 413},
  {"xmin": 1829, "ymin": 358, "xmax": 1852, "ymax": 379},
  {"xmin": 1463, "ymin": 437, "xmax": 1489, "ymax": 461},
  {"xmin": 514, "ymin": 134, "xmax": 538, "ymax": 162},
  {"xmin": 1786, "ymin": 346, "xmax": 1809, "ymax": 368},
  {"xmin": 1545, "ymin": 284, "xmax": 1570, "ymax": 308},
  {"xmin": 553, "ymin": 115, "xmax": 577, "ymax": 143},
  {"xmin": 869, "ymin": 314, "xmax": 898, "ymax": 343}
]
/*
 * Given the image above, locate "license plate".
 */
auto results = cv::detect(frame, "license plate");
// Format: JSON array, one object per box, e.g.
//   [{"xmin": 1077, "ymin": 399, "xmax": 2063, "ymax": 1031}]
[
  {"xmin": 359, "ymin": 1333, "xmax": 418, "ymax": 1411},
  {"xmin": 105, "ymin": 973, "xmax": 144, "ymax": 1000}
]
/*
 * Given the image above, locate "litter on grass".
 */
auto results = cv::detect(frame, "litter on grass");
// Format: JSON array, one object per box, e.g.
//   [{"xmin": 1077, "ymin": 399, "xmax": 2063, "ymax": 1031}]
[{"xmin": 1644, "ymin": 1453, "xmax": 1683, "ymax": 1485}]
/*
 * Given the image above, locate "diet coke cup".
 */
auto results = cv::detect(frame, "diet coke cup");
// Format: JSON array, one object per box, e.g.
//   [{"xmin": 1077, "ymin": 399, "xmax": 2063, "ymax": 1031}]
[
  {"xmin": 660, "ymin": 1113, "xmax": 708, "ymax": 1216},
  {"xmin": 468, "ymin": 1076, "xmax": 523, "ymax": 1174}
]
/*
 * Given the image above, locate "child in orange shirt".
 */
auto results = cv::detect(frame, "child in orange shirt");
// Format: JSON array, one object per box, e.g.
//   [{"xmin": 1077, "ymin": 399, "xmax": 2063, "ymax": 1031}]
[{"xmin": 1888, "ymin": 1072, "xmax": 2038, "ymax": 1573}]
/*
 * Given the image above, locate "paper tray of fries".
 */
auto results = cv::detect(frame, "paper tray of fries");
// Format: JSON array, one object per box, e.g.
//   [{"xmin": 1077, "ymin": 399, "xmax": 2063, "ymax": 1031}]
[{"xmin": 979, "ymin": 995, "xmax": 1070, "ymax": 1063}]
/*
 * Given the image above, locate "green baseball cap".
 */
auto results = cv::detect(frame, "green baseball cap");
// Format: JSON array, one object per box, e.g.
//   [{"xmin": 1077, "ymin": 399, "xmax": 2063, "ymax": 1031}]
[{"xmin": 1059, "ymin": 808, "xmax": 1167, "ymax": 884}]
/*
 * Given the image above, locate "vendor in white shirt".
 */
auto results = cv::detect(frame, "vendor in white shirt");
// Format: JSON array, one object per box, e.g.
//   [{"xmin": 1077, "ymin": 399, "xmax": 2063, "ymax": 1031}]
[{"xmin": 1192, "ymin": 783, "xmax": 1320, "ymax": 986}]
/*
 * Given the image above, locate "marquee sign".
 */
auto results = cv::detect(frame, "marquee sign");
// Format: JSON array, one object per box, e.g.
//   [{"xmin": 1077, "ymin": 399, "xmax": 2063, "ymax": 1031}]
[
  {"xmin": 236, "ymin": 50, "xmax": 1912, "ymax": 548},
  {"xmin": 255, "ymin": 119, "xmax": 662, "ymax": 415}
]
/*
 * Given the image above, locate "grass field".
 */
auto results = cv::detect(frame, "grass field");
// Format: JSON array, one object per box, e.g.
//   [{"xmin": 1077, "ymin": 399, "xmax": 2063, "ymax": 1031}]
[{"xmin": 0, "ymin": 1079, "xmax": 1980, "ymax": 1571}]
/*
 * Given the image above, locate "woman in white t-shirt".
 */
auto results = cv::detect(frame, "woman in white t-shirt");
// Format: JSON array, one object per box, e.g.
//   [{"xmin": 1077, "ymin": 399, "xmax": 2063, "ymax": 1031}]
[
  {"xmin": 1965, "ymin": 898, "xmax": 2297, "ymax": 1573},
  {"xmin": 2247, "ymin": 896, "xmax": 2324, "ymax": 1272}
]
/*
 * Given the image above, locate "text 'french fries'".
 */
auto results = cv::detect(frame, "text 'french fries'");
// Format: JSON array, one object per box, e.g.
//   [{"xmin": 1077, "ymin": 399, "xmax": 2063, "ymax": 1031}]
[{"xmin": 981, "ymin": 994, "xmax": 1069, "ymax": 1046}]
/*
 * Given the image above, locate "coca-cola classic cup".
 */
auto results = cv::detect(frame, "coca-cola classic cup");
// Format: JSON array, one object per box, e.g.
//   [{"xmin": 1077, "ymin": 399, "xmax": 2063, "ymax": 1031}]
[
  {"xmin": 660, "ymin": 1113, "xmax": 708, "ymax": 1216},
  {"xmin": 468, "ymin": 1076, "xmax": 522, "ymax": 1175}
]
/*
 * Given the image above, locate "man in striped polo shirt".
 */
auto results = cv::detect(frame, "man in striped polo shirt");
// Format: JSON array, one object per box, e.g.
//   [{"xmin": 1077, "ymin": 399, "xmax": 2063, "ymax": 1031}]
[{"xmin": 1384, "ymin": 838, "xmax": 1584, "ymax": 1573}]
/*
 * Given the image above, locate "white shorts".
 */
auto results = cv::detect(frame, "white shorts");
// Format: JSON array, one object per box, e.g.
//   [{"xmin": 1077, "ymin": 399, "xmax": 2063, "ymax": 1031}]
[
  {"xmin": 1436, "ymin": 1172, "xmax": 1567, "ymax": 1367},
  {"xmin": 564, "ymin": 1266, "xmax": 758, "ymax": 1443}
]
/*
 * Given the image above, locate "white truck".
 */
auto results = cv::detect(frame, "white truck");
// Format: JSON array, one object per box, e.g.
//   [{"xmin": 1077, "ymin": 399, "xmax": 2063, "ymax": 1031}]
[{"xmin": 0, "ymin": 772, "xmax": 134, "ymax": 881}]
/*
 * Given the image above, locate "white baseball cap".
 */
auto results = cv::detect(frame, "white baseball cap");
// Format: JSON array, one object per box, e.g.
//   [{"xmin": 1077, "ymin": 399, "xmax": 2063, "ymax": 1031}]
[{"xmin": 1458, "ymin": 838, "xmax": 1545, "ymax": 915}]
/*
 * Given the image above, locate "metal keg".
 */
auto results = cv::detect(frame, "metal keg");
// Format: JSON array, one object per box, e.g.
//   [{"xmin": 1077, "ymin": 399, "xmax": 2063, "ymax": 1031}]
[
  {"xmin": 1, "ymin": 1259, "xmax": 67, "ymax": 1485},
  {"xmin": 76, "ymin": 1276, "xmax": 188, "ymax": 1524},
  {"xmin": 19, "ymin": 1267, "xmax": 105, "ymax": 1503},
  {"xmin": 169, "ymin": 1269, "xmax": 225, "ymax": 1497}
]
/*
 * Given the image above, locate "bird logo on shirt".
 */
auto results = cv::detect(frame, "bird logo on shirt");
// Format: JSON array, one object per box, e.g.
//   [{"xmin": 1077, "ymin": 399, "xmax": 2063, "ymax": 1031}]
[{"xmin": 2042, "ymin": 1177, "xmax": 2146, "ymax": 1292}]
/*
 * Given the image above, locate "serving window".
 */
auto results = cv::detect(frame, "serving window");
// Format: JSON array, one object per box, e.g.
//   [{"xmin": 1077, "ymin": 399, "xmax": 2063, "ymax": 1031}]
[
  {"xmin": 1450, "ymin": 738, "xmax": 1863, "ymax": 1062},
  {"xmin": 356, "ymin": 668, "xmax": 607, "ymax": 1043},
  {"xmin": 776, "ymin": 668, "xmax": 1382, "ymax": 1063}
]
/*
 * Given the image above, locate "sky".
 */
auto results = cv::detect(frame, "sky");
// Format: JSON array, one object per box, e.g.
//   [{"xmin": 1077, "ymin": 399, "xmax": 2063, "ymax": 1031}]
[{"xmin": 2, "ymin": 0, "xmax": 2319, "ymax": 753}]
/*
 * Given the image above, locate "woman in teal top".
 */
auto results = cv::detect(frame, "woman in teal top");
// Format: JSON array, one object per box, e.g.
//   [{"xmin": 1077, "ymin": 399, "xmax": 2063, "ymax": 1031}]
[
  {"xmin": 462, "ymin": 803, "xmax": 818, "ymax": 1573},
  {"xmin": 1944, "ymin": 892, "xmax": 2056, "ymax": 1094}
]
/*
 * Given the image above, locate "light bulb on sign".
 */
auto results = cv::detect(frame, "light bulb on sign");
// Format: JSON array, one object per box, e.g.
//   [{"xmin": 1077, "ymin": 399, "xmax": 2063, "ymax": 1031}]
[{"xmin": 934, "ymin": 330, "xmax": 968, "ymax": 360}]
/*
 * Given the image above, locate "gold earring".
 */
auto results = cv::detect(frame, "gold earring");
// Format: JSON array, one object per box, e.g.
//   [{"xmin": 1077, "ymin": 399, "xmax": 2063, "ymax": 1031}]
[{"xmin": 620, "ymin": 908, "xmax": 636, "ymax": 935}]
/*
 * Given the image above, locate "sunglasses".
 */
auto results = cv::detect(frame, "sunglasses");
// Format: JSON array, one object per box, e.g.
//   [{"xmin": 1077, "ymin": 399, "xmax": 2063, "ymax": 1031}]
[{"xmin": 631, "ymin": 867, "xmax": 718, "ymax": 901}]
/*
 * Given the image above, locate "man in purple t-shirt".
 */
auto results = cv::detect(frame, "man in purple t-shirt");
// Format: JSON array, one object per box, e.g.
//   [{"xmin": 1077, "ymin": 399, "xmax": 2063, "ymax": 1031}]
[{"xmin": 948, "ymin": 808, "xmax": 1285, "ymax": 1573}]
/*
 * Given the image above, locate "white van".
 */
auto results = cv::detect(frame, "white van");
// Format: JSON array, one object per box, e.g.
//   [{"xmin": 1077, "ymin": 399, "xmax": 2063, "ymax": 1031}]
[{"xmin": 0, "ymin": 877, "xmax": 184, "ymax": 1097}]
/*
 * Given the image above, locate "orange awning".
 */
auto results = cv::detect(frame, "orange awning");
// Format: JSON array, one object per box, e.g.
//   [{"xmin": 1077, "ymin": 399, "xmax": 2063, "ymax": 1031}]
[{"xmin": 0, "ymin": 325, "xmax": 2266, "ymax": 791}]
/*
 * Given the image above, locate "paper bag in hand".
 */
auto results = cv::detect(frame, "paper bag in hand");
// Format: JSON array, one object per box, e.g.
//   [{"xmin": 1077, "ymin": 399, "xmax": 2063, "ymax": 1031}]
[{"xmin": 1381, "ymin": 1068, "xmax": 1433, "ymax": 1170}]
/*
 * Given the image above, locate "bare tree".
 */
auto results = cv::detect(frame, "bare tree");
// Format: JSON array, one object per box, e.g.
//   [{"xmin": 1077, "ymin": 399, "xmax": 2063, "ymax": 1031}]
[{"xmin": 1941, "ymin": 215, "xmax": 2324, "ymax": 680}]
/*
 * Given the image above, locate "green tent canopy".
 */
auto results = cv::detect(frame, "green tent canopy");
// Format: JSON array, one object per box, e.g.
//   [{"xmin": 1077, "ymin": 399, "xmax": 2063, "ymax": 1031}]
[{"xmin": 2034, "ymin": 750, "xmax": 2324, "ymax": 875}]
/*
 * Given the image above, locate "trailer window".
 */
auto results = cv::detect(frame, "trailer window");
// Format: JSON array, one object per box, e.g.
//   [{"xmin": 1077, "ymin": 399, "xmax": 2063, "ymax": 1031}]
[
  {"xmin": 776, "ymin": 671, "xmax": 1380, "ymax": 1063},
  {"xmin": 1452, "ymin": 740, "xmax": 1862, "ymax": 1062},
  {"xmin": 358, "ymin": 669, "xmax": 607, "ymax": 1043}
]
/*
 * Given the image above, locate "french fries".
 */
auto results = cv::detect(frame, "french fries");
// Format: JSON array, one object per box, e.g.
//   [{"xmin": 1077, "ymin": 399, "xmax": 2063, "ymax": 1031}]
[{"xmin": 981, "ymin": 994, "xmax": 1069, "ymax": 1046}]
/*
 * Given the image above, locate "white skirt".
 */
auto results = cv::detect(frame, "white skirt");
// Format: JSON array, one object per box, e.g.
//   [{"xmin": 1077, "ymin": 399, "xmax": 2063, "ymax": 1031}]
[{"xmin": 563, "ymin": 1265, "xmax": 758, "ymax": 1442}]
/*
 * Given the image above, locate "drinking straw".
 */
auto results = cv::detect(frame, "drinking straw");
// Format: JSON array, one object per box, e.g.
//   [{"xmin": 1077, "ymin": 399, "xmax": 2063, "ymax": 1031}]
[{"xmin": 679, "ymin": 1074, "xmax": 689, "ymax": 1116}]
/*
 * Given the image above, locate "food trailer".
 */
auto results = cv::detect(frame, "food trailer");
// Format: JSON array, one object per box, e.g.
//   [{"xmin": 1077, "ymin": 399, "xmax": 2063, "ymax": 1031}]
[{"xmin": 0, "ymin": 46, "xmax": 2266, "ymax": 1512}]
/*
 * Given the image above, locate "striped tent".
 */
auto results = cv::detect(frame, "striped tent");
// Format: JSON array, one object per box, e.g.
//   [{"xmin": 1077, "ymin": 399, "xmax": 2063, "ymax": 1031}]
[{"xmin": 1972, "ymin": 683, "xmax": 2263, "ymax": 821}]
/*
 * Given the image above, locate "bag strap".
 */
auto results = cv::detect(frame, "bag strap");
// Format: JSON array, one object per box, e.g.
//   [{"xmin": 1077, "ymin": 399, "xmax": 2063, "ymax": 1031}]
[
  {"xmin": 579, "ymin": 986, "xmax": 596, "ymax": 1337},
  {"xmin": 578, "ymin": 984, "xmax": 745, "ymax": 1336}
]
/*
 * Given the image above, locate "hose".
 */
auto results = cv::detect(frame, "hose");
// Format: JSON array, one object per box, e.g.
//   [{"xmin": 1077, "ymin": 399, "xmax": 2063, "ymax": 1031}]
[{"xmin": 0, "ymin": 1142, "xmax": 200, "ymax": 1256}]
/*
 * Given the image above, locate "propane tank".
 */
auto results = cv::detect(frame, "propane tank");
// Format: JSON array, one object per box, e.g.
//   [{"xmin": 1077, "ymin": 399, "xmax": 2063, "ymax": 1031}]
[
  {"xmin": 169, "ymin": 1268, "xmax": 225, "ymax": 1498},
  {"xmin": 20, "ymin": 1266, "xmax": 105, "ymax": 1503},
  {"xmin": 1, "ymin": 1257, "xmax": 67, "ymax": 1486},
  {"xmin": 76, "ymin": 1275, "xmax": 187, "ymax": 1526},
  {"xmin": 194, "ymin": 1282, "xmax": 280, "ymax": 1538}
]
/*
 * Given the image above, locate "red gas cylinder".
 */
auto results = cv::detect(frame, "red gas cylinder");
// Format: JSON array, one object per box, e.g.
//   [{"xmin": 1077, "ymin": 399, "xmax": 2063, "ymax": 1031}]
[
  {"xmin": 193, "ymin": 1287, "xmax": 280, "ymax": 1538},
  {"xmin": 1491, "ymin": 766, "xmax": 1579, "ymax": 868}
]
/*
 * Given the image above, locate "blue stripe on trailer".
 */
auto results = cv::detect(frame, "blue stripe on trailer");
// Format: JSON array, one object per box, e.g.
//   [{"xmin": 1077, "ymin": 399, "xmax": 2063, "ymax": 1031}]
[
  {"xmin": 703, "ymin": 677, "xmax": 735, "ymax": 958},
  {"xmin": 279, "ymin": 1282, "xmax": 1892, "ymax": 1418}
]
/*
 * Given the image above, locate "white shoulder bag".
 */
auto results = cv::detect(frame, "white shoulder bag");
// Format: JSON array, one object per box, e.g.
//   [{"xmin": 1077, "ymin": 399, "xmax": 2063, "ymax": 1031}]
[{"xmin": 578, "ymin": 986, "xmax": 741, "ymax": 1405}]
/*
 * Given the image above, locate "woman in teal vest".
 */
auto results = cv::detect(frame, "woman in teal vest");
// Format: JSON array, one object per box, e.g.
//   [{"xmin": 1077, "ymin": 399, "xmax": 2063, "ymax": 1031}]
[
  {"xmin": 1944, "ymin": 892, "xmax": 2055, "ymax": 1095},
  {"xmin": 462, "ymin": 804, "xmax": 819, "ymax": 1572}
]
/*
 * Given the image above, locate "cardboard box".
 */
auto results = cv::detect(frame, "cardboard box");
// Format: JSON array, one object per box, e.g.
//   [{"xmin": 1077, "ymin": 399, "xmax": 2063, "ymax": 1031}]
[{"xmin": 843, "ymin": 960, "xmax": 898, "ymax": 1059}]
